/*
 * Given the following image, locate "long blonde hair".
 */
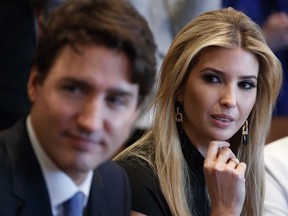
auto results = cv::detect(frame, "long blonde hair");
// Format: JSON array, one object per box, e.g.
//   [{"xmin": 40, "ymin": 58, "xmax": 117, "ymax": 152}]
[{"xmin": 115, "ymin": 8, "xmax": 282, "ymax": 216}]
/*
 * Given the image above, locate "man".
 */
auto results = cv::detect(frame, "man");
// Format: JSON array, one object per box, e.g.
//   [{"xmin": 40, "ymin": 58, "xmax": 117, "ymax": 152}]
[{"xmin": 0, "ymin": 0, "xmax": 156, "ymax": 215}]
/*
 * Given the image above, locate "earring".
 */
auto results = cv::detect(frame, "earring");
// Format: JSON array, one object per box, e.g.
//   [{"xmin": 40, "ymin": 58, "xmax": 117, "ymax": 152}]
[
  {"xmin": 175, "ymin": 106, "xmax": 183, "ymax": 133},
  {"xmin": 241, "ymin": 120, "xmax": 249, "ymax": 145}
]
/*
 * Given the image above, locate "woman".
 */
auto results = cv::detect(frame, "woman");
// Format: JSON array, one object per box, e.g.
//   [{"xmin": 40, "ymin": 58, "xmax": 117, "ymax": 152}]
[{"xmin": 115, "ymin": 8, "xmax": 282, "ymax": 216}]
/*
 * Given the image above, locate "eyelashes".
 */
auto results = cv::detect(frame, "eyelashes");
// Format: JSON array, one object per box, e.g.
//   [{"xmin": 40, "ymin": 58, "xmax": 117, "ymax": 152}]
[
  {"xmin": 202, "ymin": 73, "xmax": 257, "ymax": 90},
  {"xmin": 202, "ymin": 74, "xmax": 221, "ymax": 83},
  {"xmin": 238, "ymin": 81, "xmax": 257, "ymax": 90}
]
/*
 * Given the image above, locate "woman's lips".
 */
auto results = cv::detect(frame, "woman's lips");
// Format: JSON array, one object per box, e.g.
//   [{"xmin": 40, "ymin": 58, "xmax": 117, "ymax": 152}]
[{"xmin": 211, "ymin": 114, "xmax": 235, "ymax": 128}]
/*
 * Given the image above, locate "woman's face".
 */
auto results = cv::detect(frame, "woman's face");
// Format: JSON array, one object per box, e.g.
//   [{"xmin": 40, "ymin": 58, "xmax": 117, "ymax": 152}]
[{"xmin": 178, "ymin": 47, "xmax": 258, "ymax": 149}]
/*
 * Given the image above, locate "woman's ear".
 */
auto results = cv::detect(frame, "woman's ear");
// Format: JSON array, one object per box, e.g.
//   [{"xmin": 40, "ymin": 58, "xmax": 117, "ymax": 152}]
[{"xmin": 176, "ymin": 89, "xmax": 184, "ymax": 102}]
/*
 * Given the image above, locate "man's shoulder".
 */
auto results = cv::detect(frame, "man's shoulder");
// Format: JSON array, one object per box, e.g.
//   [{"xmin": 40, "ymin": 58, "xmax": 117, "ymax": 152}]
[
  {"xmin": 92, "ymin": 160, "xmax": 128, "ymax": 184},
  {"xmin": 88, "ymin": 160, "xmax": 130, "ymax": 215},
  {"xmin": 91, "ymin": 160, "xmax": 131, "ymax": 203},
  {"xmin": 97, "ymin": 159, "xmax": 124, "ymax": 171}
]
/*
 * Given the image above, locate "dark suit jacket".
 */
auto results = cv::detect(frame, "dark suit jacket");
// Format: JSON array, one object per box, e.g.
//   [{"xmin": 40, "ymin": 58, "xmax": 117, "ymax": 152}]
[{"xmin": 0, "ymin": 119, "xmax": 131, "ymax": 216}]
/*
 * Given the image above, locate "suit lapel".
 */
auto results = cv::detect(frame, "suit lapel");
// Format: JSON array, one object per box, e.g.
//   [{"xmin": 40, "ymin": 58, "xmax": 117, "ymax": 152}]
[
  {"xmin": 84, "ymin": 171, "xmax": 101, "ymax": 216},
  {"xmin": 5, "ymin": 119, "xmax": 53, "ymax": 216}
]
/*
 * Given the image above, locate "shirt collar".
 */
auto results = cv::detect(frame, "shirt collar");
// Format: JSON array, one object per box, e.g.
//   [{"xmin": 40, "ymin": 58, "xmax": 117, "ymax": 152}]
[{"xmin": 26, "ymin": 116, "xmax": 93, "ymax": 215}]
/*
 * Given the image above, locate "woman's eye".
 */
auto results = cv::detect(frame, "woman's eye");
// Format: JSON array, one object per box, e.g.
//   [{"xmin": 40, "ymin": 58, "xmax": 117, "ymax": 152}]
[
  {"xmin": 203, "ymin": 74, "xmax": 221, "ymax": 83},
  {"xmin": 238, "ymin": 81, "xmax": 256, "ymax": 90}
]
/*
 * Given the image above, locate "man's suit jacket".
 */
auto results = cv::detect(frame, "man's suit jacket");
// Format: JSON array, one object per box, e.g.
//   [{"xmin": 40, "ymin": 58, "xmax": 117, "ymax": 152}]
[{"xmin": 0, "ymin": 119, "xmax": 131, "ymax": 216}]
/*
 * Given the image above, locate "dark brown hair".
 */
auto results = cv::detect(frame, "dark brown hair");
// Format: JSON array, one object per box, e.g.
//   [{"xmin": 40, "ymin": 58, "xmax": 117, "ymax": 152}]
[{"xmin": 32, "ymin": 0, "xmax": 156, "ymax": 105}]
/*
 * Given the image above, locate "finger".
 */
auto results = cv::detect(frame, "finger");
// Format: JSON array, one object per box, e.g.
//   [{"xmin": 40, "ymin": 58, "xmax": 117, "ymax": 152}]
[
  {"xmin": 233, "ymin": 163, "xmax": 247, "ymax": 182},
  {"xmin": 226, "ymin": 158, "xmax": 240, "ymax": 169},
  {"xmin": 217, "ymin": 147, "xmax": 236, "ymax": 164},
  {"xmin": 205, "ymin": 141, "xmax": 230, "ymax": 161},
  {"xmin": 235, "ymin": 162, "xmax": 247, "ymax": 174}
]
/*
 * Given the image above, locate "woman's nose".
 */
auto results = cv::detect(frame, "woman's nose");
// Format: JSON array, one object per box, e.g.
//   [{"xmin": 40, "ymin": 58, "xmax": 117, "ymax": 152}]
[{"xmin": 220, "ymin": 86, "xmax": 237, "ymax": 108}]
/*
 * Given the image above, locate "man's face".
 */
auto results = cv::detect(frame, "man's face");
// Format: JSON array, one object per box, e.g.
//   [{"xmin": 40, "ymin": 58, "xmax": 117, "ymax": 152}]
[{"xmin": 28, "ymin": 45, "xmax": 139, "ymax": 183}]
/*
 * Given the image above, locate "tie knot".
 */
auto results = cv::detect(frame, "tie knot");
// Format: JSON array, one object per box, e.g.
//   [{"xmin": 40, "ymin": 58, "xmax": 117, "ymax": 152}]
[{"xmin": 63, "ymin": 192, "xmax": 85, "ymax": 216}]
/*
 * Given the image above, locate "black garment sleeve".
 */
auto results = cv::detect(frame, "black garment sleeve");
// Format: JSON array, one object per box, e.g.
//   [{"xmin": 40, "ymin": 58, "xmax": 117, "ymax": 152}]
[{"xmin": 117, "ymin": 158, "xmax": 172, "ymax": 216}]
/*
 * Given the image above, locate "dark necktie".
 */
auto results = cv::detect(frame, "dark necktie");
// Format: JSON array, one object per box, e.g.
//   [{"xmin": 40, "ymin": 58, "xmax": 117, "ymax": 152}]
[{"xmin": 63, "ymin": 192, "xmax": 85, "ymax": 216}]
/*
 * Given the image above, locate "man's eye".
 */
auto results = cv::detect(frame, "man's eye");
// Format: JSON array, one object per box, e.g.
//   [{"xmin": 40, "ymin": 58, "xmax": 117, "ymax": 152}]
[
  {"xmin": 107, "ymin": 96, "xmax": 127, "ymax": 107},
  {"xmin": 62, "ymin": 85, "xmax": 82, "ymax": 94},
  {"xmin": 203, "ymin": 74, "xmax": 221, "ymax": 83}
]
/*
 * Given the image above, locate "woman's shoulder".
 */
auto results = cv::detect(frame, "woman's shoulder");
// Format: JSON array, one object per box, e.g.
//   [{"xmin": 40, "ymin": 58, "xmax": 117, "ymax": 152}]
[
  {"xmin": 116, "ymin": 155, "xmax": 156, "ymax": 180},
  {"xmin": 116, "ymin": 152, "xmax": 170, "ymax": 216}
]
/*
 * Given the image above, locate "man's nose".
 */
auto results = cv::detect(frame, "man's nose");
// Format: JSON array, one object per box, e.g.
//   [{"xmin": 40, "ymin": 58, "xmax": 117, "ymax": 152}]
[{"xmin": 77, "ymin": 98, "xmax": 104, "ymax": 132}]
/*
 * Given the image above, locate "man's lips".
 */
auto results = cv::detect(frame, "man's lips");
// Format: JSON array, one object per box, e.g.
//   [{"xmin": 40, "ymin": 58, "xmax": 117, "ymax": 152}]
[
  {"xmin": 70, "ymin": 135, "xmax": 97, "ymax": 144},
  {"xmin": 65, "ymin": 130, "xmax": 103, "ymax": 141},
  {"xmin": 64, "ymin": 131, "xmax": 105, "ymax": 149}
]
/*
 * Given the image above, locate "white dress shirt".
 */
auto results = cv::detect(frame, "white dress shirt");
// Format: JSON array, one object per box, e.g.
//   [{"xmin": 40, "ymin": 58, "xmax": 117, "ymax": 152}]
[{"xmin": 27, "ymin": 116, "xmax": 93, "ymax": 216}]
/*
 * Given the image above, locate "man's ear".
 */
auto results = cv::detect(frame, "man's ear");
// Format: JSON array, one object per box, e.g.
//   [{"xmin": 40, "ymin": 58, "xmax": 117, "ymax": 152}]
[{"xmin": 27, "ymin": 68, "xmax": 40, "ymax": 103}]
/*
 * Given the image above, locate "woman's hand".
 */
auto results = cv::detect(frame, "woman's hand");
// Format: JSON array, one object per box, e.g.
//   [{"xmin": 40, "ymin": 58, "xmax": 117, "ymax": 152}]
[{"xmin": 203, "ymin": 141, "xmax": 246, "ymax": 216}]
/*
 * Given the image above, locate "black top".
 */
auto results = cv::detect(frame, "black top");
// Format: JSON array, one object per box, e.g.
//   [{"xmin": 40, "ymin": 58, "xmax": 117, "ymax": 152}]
[{"xmin": 117, "ymin": 132, "xmax": 210, "ymax": 216}]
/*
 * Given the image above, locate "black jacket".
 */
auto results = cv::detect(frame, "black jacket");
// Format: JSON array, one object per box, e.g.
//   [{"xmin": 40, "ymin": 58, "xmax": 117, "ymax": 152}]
[{"xmin": 0, "ymin": 119, "xmax": 131, "ymax": 216}]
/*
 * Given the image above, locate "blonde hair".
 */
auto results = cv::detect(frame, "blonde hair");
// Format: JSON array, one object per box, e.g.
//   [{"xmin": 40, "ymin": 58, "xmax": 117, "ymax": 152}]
[{"xmin": 115, "ymin": 8, "xmax": 282, "ymax": 216}]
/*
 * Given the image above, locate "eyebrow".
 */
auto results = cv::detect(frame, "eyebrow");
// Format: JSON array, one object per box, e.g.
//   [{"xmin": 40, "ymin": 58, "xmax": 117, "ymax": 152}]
[
  {"xmin": 201, "ymin": 67, "xmax": 258, "ymax": 80},
  {"xmin": 107, "ymin": 90, "xmax": 135, "ymax": 99},
  {"xmin": 61, "ymin": 77, "xmax": 136, "ymax": 97},
  {"xmin": 239, "ymin": 75, "xmax": 258, "ymax": 80}
]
